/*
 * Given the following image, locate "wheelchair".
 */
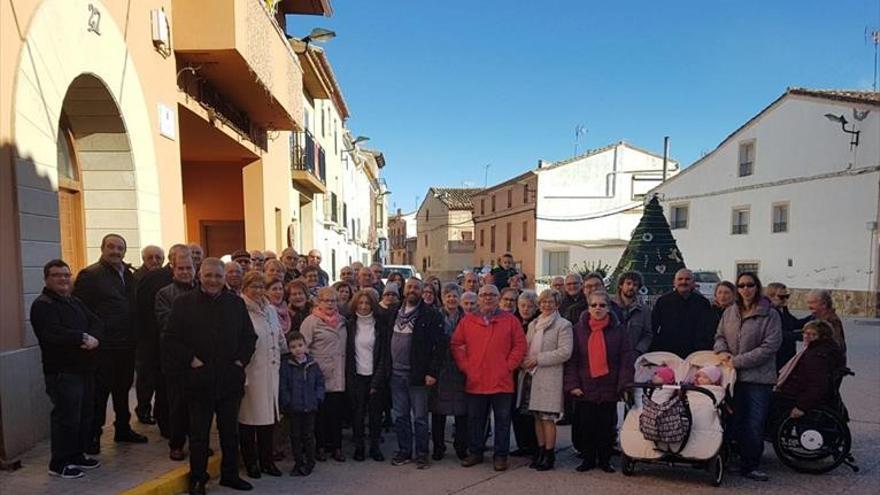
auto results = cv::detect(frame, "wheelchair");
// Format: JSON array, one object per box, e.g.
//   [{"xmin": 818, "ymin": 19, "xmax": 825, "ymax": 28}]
[{"xmin": 770, "ymin": 368, "xmax": 859, "ymax": 474}]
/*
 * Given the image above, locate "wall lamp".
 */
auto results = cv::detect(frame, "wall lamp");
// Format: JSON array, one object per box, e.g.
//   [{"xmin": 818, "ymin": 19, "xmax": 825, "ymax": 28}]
[
  {"xmin": 291, "ymin": 28, "xmax": 336, "ymax": 54},
  {"xmin": 824, "ymin": 113, "xmax": 861, "ymax": 149}
]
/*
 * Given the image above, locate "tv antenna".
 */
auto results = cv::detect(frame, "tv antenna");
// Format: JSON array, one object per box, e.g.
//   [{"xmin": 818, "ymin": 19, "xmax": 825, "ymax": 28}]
[
  {"xmin": 574, "ymin": 124, "xmax": 588, "ymax": 156},
  {"xmin": 868, "ymin": 26, "xmax": 880, "ymax": 91}
]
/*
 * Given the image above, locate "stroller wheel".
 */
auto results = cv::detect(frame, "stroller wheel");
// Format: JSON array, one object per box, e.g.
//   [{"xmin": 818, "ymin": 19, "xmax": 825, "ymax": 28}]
[
  {"xmin": 621, "ymin": 454, "xmax": 635, "ymax": 476},
  {"xmin": 710, "ymin": 454, "xmax": 723, "ymax": 487}
]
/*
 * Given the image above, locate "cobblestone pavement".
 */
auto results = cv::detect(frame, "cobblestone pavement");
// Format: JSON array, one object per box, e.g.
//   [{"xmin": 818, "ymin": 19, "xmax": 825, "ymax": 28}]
[{"xmin": 2, "ymin": 318, "xmax": 878, "ymax": 494}]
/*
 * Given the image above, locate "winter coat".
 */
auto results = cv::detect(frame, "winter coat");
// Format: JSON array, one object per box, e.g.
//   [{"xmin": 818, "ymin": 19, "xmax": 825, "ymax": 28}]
[
  {"xmin": 239, "ymin": 296, "xmax": 284, "ymax": 426},
  {"xmin": 773, "ymin": 305, "xmax": 808, "ymax": 370},
  {"xmin": 288, "ymin": 303, "xmax": 312, "ymax": 336},
  {"xmin": 135, "ymin": 265, "xmax": 172, "ymax": 345},
  {"xmin": 564, "ymin": 312, "xmax": 635, "ymax": 404},
  {"xmin": 516, "ymin": 312, "xmax": 573, "ymax": 414},
  {"xmin": 374, "ymin": 302, "xmax": 446, "ymax": 386},
  {"xmin": 614, "ymin": 297, "xmax": 653, "ymax": 354},
  {"xmin": 776, "ymin": 338, "xmax": 844, "ymax": 412},
  {"xmin": 155, "ymin": 280, "xmax": 197, "ymax": 374},
  {"xmin": 279, "ymin": 354, "xmax": 326, "ymax": 413},
  {"xmin": 164, "ymin": 288, "xmax": 257, "ymax": 399},
  {"xmin": 72, "ymin": 259, "xmax": 136, "ymax": 349},
  {"xmin": 714, "ymin": 303, "xmax": 782, "ymax": 385},
  {"xmin": 431, "ymin": 307, "xmax": 468, "ymax": 416},
  {"xmin": 451, "ymin": 310, "xmax": 528, "ymax": 395},
  {"xmin": 559, "ymin": 292, "xmax": 585, "ymax": 319},
  {"xmin": 490, "ymin": 266, "xmax": 520, "ymax": 289},
  {"xmin": 300, "ymin": 313, "xmax": 348, "ymax": 392},
  {"xmin": 649, "ymin": 290, "xmax": 716, "ymax": 358},
  {"xmin": 30, "ymin": 288, "xmax": 104, "ymax": 374},
  {"xmin": 345, "ymin": 313, "xmax": 390, "ymax": 391}
]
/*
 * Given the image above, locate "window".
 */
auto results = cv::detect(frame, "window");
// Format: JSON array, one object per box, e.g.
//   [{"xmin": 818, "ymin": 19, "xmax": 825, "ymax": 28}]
[
  {"xmin": 490, "ymin": 225, "xmax": 496, "ymax": 252},
  {"xmin": 507, "ymin": 189, "xmax": 512, "ymax": 208},
  {"xmin": 425, "ymin": 209, "xmax": 429, "ymax": 222},
  {"xmin": 462, "ymin": 231, "xmax": 473, "ymax": 241},
  {"xmin": 334, "ymin": 124, "xmax": 338, "ymax": 155},
  {"xmin": 523, "ymin": 183, "xmax": 529, "ymax": 204},
  {"xmin": 480, "ymin": 229, "xmax": 485, "ymax": 247},
  {"xmin": 772, "ymin": 203, "xmax": 789, "ymax": 233},
  {"xmin": 304, "ymin": 108, "xmax": 311, "ymax": 131},
  {"xmin": 330, "ymin": 193, "xmax": 338, "ymax": 223},
  {"xmin": 505, "ymin": 222, "xmax": 512, "ymax": 251},
  {"xmin": 480, "ymin": 199, "xmax": 485, "ymax": 215},
  {"xmin": 422, "ymin": 258, "xmax": 427, "ymax": 272},
  {"xmin": 491, "ymin": 195, "xmax": 496, "ymax": 212},
  {"xmin": 424, "ymin": 234, "xmax": 428, "ymax": 246},
  {"xmin": 545, "ymin": 250, "xmax": 569, "ymax": 276},
  {"xmin": 738, "ymin": 140, "xmax": 755, "ymax": 177},
  {"xmin": 731, "ymin": 207, "xmax": 750, "ymax": 235},
  {"xmin": 321, "ymin": 107, "xmax": 326, "ymax": 137},
  {"xmin": 670, "ymin": 204, "xmax": 689, "ymax": 230},
  {"xmin": 343, "ymin": 202, "xmax": 348, "ymax": 228},
  {"xmin": 331, "ymin": 249, "xmax": 336, "ymax": 279},
  {"xmin": 736, "ymin": 262, "xmax": 759, "ymax": 277},
  {"xmin": 522, "ymin": 220, "xmax": 528, "ymax": 242}
]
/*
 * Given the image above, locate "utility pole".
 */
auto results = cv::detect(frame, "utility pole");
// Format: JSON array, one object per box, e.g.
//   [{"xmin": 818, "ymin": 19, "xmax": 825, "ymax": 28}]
[
  {"xmin": 662, "ymin": 136, "xmax": 670, "ymax": 181},
  {"xmin": 483, "ymin": 163, "xmax": 491, "ymax": 188}
]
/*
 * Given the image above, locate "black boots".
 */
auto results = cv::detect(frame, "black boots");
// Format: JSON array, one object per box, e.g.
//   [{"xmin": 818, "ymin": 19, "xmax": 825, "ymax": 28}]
[
  {"xmin": 529, "ymin": 449, "xmax": 544, "ymax": 469},
  {"xmin": 536, "ymin": 448, "xmax": 555, "ymax": 471}
]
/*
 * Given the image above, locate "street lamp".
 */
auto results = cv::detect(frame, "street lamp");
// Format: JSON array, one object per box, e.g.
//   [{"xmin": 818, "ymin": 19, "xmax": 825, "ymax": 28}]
[
  {"xmin": 824, "ymin": 113, "xmax": 861, "ymax": 149},
  {"xmin": 290, "ymin": 27, "xmax": 336, "ymax": 53},
  {"xmin": 345, "ymin": 135, "xmax": 370, "ymax": 152}
]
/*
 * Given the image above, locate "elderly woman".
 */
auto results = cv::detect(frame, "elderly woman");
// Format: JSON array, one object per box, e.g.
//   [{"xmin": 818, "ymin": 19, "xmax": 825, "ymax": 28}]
[
  {"xmin": 499, "ymin": 287, "xmax": 519, "ymax": 314},
  {"xmin": 300, "ymin": 287, "xmax": 348, "ymax": 462},
  {"xmin": 345, "ymin": 289, "xmax": 388, "ymax": 462},
  {"xmin": 333, "ymin": 281, "xmax": 354, "ymax": 317},
  {"xmin": 564, "ymin": 291, "xmax": 634, "ymax": 473},
  {"xmin": 773, "ymin": 320, "xmax": 844, "ymax": 421},
  {"xmin": 511, "ymin": 289, "xmax": 539, "ymax": 458},
  {"xmin": 266, "ymin": 277, "xmax": 291, "ymax": 336},
  {"xmin": 239, "ymin": 272, "xmax": 285, "ymax": 478},
  {"xmin": 422, "ymin": 283, "xmax": 440, "ymax": 309},
  {"xmin": 264, "ymin": 259, "xmax": 286, "ymax": 284},
  {"xmin": 424, "ymin": 276, "xmax": 442, "ymax": 300},
  {"xmin": 516, "ymin": 290, "xmax": 538, "ymax": 329},
  {"xmin": 517, "ymin": 289, "xmax": 572, "ymax": 471},
  {"xmin": 709, "ymin": 281, "xmax": 737, "ymax": 331},
  {"xmin": 460, "ymin": 291, "xmax": 478, "ymax": 314},
  {"xmin": 287, "ymin": 280, "xmax": 312, "ymax": 336},
  {"xmin": 301, "ymin": 266, "xmax": 321, "ymax": 298},
  {"xmin": 715, "ymin": 272, "xmax": 782, "ymax": 482},
  {"xmin": 430, "ymin": 283, "xmax": 469, "ymax": 461}
]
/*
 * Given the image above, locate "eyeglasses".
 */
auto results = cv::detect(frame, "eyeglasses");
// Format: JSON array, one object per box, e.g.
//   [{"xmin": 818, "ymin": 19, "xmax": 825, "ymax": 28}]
[
  {"xmin": 737, "ymin": 283, "xmax": 756, "ymax": 289},
  {"xmin": 589, "ymin": 303, "xmax": 607, "ymax": 308}
]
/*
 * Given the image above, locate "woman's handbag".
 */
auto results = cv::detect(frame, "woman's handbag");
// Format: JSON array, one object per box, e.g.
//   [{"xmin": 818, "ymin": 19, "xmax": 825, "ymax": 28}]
[{"xmin": 639, "ymin": 389, "xmax": 692, "ymax": 447}]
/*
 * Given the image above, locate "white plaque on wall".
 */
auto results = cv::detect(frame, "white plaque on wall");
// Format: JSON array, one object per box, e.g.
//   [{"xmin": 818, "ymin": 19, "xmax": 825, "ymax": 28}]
[{"xmin": 158, "ymin": 103, "xmax": 176, "ymax": 140}]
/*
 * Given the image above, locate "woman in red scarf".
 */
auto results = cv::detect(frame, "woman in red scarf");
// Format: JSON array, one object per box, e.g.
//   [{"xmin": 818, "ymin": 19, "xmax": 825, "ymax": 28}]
[{"xmin": 563, "ymin": 291, "xmax": 634, "ymax": 473}]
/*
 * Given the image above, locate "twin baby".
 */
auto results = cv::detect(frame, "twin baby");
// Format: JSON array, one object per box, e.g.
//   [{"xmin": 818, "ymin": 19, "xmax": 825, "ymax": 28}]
[{"xmin": 651, "ymin": 365, "xmax": 722, "ymax": 387}]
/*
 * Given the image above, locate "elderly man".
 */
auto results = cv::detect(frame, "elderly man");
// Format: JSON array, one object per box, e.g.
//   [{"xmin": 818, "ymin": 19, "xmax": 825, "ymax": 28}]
[
  {"xmin": 340, "ymin": 266, "xmax": 356, "ymax": 286},
  {"xmin": 550, "ymin": 276, "xmax": 565, "ymax": 293},
  {"xmin": 649, "ymin": 268, "xmax": 715, "ymax": 358},
  {"xmin": 249, "ymin": 250, "xmax": 266, "ymax": 272},
  {"xmin": 351, "ymin": 261, "xmax": 365, "ymax": 272},
  {"xmin": 308, "ymin": 250, "xmax": 329, "ymax": 287},
  {"xmin": 133, "ymin": 245, "xmax": 165, "ymax": 283},
  {"xmin": 559, "ymin": 273, "xmax": 584, "ymax": 317},
  {"xmin": 73, "ymin": 234, "xmax": 147, "ymax": 453},
  {"xmin": 460, "ymin": 291, "xmax": 478, "ymax": 314},
  {"xmin": 231, "ymin": 250, "xmax": 252, "ymax": 273},
  {"xmin": 614, "ymin": 271, "xmax": 653, "ymax": 355},
  {"xmin": 564, "ymin": 272, "xmax": 622, "ymax": 324},
  {"xmin": 165, "ymin": 258, "xmax": 257, "ymax": 493},
  {"xmin": 280, "ymin": 247, "xmax": 300, "ymax": 283},
  {"xmin": 807, "ymin": 289, "xmax": 847, "ymax": 364},
  {"xmin": 188, "ymin": 243, "xmax": 204, "ymax": 274},
  {"xmin": 225, "ymin": 262, "xmax": 244, "ymax": 295},
  {"xmin": 134, "ymin": 244, "xmax": 190, "ymax": 429},
  {"xmin": 376, "ymin": 278, "xmax": 445, "ymax": 469},
  {"xmin": 31, "ymin": 259, "xmax": 103, "ymax": 479},
  {"xmin": 462, "ymin": 272, "xmax": 480, "ymax": 294},
  {"xmin": 370, "ymin": 262, "xmax": 386, "ymax": 293},
  {"xmin": 155, "ymin": 252, "xmax": 197, "ymax": 461},
  {"xmin": 263, "ymin": 250, "xmax": 277, "ymax": 261},
  {"xmin": 356, "ymin": 268, "xmax": 374, "ymax": 291},
  {"xmin": 452, "ymin": 284, "xmax": 527, "ymax": 472}
]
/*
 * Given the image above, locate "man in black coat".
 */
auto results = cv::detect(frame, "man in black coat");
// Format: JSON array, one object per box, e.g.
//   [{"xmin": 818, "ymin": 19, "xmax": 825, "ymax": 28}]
[
  {"xmin": 134, "ymin": 244, "xmax": 190, "ymax": 430},
  {"xmin": 72, "ymin": 233, "xmax": 147, "ymax": 453},
  {"xmin": 649, "ymin": 269, "xmax": 716, "ymax": 358},
  {"xmin": 165, "ymin": 257, "xmax": 257, "ymax": 494},
  {"xmin": 31, "ymin": 259, "xmax": 104, "ymax": 479},
  {"xmin": 559, "ymin": 273, "xmax": 584, "ymax": 318},
  {"xmin": 375, "ymin": 277, "xmax": 446, "ymax": 469},
  {"xmin": 564, "ymin": 272, "xmax": 623, "ymax": 324}
]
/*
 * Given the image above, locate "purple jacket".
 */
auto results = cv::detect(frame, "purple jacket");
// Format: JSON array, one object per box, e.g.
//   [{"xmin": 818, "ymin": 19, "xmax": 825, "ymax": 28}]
[{"xmin": 564, "ymin": 312, "xmax": 635, "ymax": 403}]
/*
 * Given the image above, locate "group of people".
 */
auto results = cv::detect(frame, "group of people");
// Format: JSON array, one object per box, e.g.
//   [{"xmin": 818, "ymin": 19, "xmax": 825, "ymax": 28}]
[{"xmin": 31, "ymin": 240, "xmax": 850, "ymax": 493}]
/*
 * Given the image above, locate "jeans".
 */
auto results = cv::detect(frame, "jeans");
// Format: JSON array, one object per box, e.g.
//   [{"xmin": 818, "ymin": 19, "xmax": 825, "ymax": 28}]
[
  {"xmin": 288, "ymin": 411, "xmax": 316, "ymax": 465},
  {"xmin": 733, "ymin": 382, "xmax": 773, "ymax": 473},
  {"xmin": 188, "ymin": 392, "xmax": 242, "ymax": 483},
  {"xmin": 45, "ymin": 372, "xmax": 95, "ymax": 471},
  {"xmin": 349, "ymin": 374, "xmax": 383, "ymax": 444},
  {"xmin": 466, "ymin": 393, "xmax": 513, "ymax": 458},
  {"xmin": 93, "ymin": 348, "xmax": 136, "ymax": 437},
  {"xmin": 390, "ymin": 373, "xmax": 430, "ymax": 458}
]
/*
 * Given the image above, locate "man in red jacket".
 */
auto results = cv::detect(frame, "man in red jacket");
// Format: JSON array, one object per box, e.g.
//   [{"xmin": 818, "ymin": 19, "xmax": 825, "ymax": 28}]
[{"xmin": 451, "ymin": 284, "xmax": 527, "ymax": 471}]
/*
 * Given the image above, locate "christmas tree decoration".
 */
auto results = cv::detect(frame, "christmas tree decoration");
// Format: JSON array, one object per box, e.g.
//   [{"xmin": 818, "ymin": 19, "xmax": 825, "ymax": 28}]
[{"xmin": 609, "ymin": 195, "xmax": 686, "ymax": 297}]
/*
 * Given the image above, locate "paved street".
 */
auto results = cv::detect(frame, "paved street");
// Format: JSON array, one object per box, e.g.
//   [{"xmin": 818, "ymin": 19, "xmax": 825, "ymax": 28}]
[{"xmin": 1, "ymin": 318, "xmax": 878, "ymax": 494}]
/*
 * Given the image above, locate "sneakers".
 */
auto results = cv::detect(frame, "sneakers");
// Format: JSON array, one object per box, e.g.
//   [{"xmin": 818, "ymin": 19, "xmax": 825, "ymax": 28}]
[
  {"xmin": 69, "ymin": 456, "xmax": 101, "ymax": 470},
  {"xmin": 742, "ymin": 470, "xmax": 769, "ymax": 481},
  {"xmin": 48, "ymin": 465, "xmax": 85, "ymax": 479},
  {"xmin": 390, "ymin": 452, "xmax": 411, "ymax": 466}
]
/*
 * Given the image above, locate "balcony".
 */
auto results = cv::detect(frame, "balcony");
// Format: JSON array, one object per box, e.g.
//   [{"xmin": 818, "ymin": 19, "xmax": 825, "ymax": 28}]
[
  {"xmin": 173, "ymin": 0, "xmax": 303, "ymax": 131},
  {"xmin": 291, "ymin": 131, "xmax": 326, "ymax": 194},
  {"xmin": 448, "ymin": 240, "xmax": 476, "ymax": 254}
]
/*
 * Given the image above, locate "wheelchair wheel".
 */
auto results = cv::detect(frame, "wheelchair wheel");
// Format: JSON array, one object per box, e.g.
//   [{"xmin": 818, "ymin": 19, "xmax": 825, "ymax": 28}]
[
  {"xmin": 709, "ymin": 454, "xmax": 723, "ymax": 487},
  {"xmin": 773, "ymin": 408, "xmax": 852, "ymax": 474},
  {"xmin": 621, "ymin": 454, "xmax": 635, "ymax": 476}
]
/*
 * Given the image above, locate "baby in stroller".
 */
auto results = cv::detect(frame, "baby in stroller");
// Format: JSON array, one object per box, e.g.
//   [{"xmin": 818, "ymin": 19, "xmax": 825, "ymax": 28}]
[{"xmin": 619, "ymin": 351, "xmax": 735, "ymax": 486}]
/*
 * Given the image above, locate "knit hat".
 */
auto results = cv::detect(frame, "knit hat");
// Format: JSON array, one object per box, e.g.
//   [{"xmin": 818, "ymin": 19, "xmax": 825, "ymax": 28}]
[
  {"xmin": 383, "ymin": 282, "xmax": 400, "ymax": 296},
  {"xmin": 653, "ymin": 366, "xmax": 675, "ymax": 385},
  {"xmin": 698, "ymin": 365, "xmax": 722, "ymax": 385}
]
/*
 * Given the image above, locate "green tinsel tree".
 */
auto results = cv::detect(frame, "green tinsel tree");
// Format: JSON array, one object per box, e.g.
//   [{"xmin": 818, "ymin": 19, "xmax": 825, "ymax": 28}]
[{"xmin": 609, "ymin": 195, "xmax": 686, "ymax": 297}]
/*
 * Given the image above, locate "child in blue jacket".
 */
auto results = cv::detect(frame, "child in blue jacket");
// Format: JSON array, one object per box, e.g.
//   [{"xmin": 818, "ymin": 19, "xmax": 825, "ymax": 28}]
[{"xmin": 279, "ymin": 331, "xmax": 325, "ymax": 476}]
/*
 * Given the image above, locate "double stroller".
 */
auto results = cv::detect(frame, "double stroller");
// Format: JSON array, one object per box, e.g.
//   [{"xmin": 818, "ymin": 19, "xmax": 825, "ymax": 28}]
[{"xmin": 619, "ymin": 351, "xmax": 734, "ymax": 486}]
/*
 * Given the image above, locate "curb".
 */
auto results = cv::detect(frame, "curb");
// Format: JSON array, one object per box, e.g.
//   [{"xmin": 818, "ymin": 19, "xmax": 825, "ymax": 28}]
[{"xmin": 119, "ymin": 456, "xmax": 221, "ymax": 495}]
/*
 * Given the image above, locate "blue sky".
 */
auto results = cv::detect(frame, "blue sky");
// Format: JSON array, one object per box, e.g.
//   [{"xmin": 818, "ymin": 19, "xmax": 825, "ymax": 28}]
[{"xmin": 287, "ymin": 1, "xmax": 878, "ymax": 213}]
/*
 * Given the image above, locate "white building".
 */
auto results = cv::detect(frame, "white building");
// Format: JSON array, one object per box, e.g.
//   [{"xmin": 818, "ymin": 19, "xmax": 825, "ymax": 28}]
[
  {"xmin": 652, "ymin": 88, "xmax": 880, "ymax": 316},
  {"xmin": 535, "ymin": 142, "xmax": 679, "ymax": 278}
]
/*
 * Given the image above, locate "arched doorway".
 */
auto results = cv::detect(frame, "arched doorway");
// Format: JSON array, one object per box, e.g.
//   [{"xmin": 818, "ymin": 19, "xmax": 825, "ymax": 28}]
[{"xmin": 57, "ymin": 114, "xmax": 86, "ymax": 273}]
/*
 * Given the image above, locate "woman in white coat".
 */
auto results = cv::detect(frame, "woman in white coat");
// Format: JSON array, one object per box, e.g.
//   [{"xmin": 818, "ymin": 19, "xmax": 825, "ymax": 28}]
[
  {"xmin": 239, "ymin": 272, "xmax": 284, "ymax": 478},
  {"xmin": 517, "ymin": 289, "xmax": 573, "ymax": 471}
]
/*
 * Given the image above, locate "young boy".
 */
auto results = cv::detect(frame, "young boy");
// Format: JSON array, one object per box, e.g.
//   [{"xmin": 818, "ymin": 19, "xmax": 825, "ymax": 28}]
[{"xmin": 279, "ymin": 331, "xmax": 325, "ymax": 476}]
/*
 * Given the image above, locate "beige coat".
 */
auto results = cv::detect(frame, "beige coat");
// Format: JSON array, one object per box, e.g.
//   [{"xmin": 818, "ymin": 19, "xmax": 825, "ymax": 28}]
[
  {"xmin": 300, "ymin": 313, "xmax": 348, "ymax": 392},
  {"xmin": 239, "ymin": 296, "xmax": 284, "ymax": 426},
  {"xmin": 516, "ymin": 312, "xmax": 573, "ymax": 414}
]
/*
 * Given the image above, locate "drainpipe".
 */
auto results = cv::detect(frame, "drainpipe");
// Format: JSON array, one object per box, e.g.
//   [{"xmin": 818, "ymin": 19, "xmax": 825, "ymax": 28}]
[{"xmin": 662, "ymin": 136, "xmax": 670, "ymax": 182}]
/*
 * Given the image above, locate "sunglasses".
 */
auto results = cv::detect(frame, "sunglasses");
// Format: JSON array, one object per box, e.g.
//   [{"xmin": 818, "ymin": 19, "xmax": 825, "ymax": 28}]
[
  {"xmin": 779, "ymin": 294, "xmax": 790, "ymax": 300},
  {"xmin": 590, "ymin": 303, "xmax": 608, "ymax": 308},
  {"xmin": 737, "ymin": 283, "xmax": 756, "ymax": 289}
]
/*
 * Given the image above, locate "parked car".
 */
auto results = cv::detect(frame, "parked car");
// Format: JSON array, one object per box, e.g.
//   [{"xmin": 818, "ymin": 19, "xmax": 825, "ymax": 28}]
[
  {"xmin": 693, "ymin": 270, "xmax": 721, "ymax": 301},
  {"xmin": 382, "ymin": 265, "xmax": 420, "ymax": 284}
]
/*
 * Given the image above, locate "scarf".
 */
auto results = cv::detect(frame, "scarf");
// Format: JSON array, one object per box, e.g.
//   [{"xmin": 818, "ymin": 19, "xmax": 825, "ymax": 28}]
[
  {"xmin": 528, "ymin": 312, "xmax": 557, "ymax": 374},
  {"xmin": 272, "ymin": 299, "xmax": 291, "ymax": 335},
  {"xmin": 587, "ymin": 315, "xmax": 610, "ymax": 378},
  {"xmin": 312, "ymin": 303, "xmax": 340, "ymax": 329},
  {"xmin": 775, "ymin": 343, "xmax": 808, "ymax": 391},
  {"xmin": 395, "ymin": 303, "xmax": 420, "ymax": 332}
]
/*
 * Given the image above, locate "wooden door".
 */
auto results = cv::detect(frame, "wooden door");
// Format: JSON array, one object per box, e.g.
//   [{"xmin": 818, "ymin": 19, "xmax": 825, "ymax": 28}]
[
  {"xmin": 58, "ymin": 187, "xmax": 85, "ymax": 273},
  {"xmin": 201, "ymin": 220, "xmax": 245, "ymax": 258}
]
